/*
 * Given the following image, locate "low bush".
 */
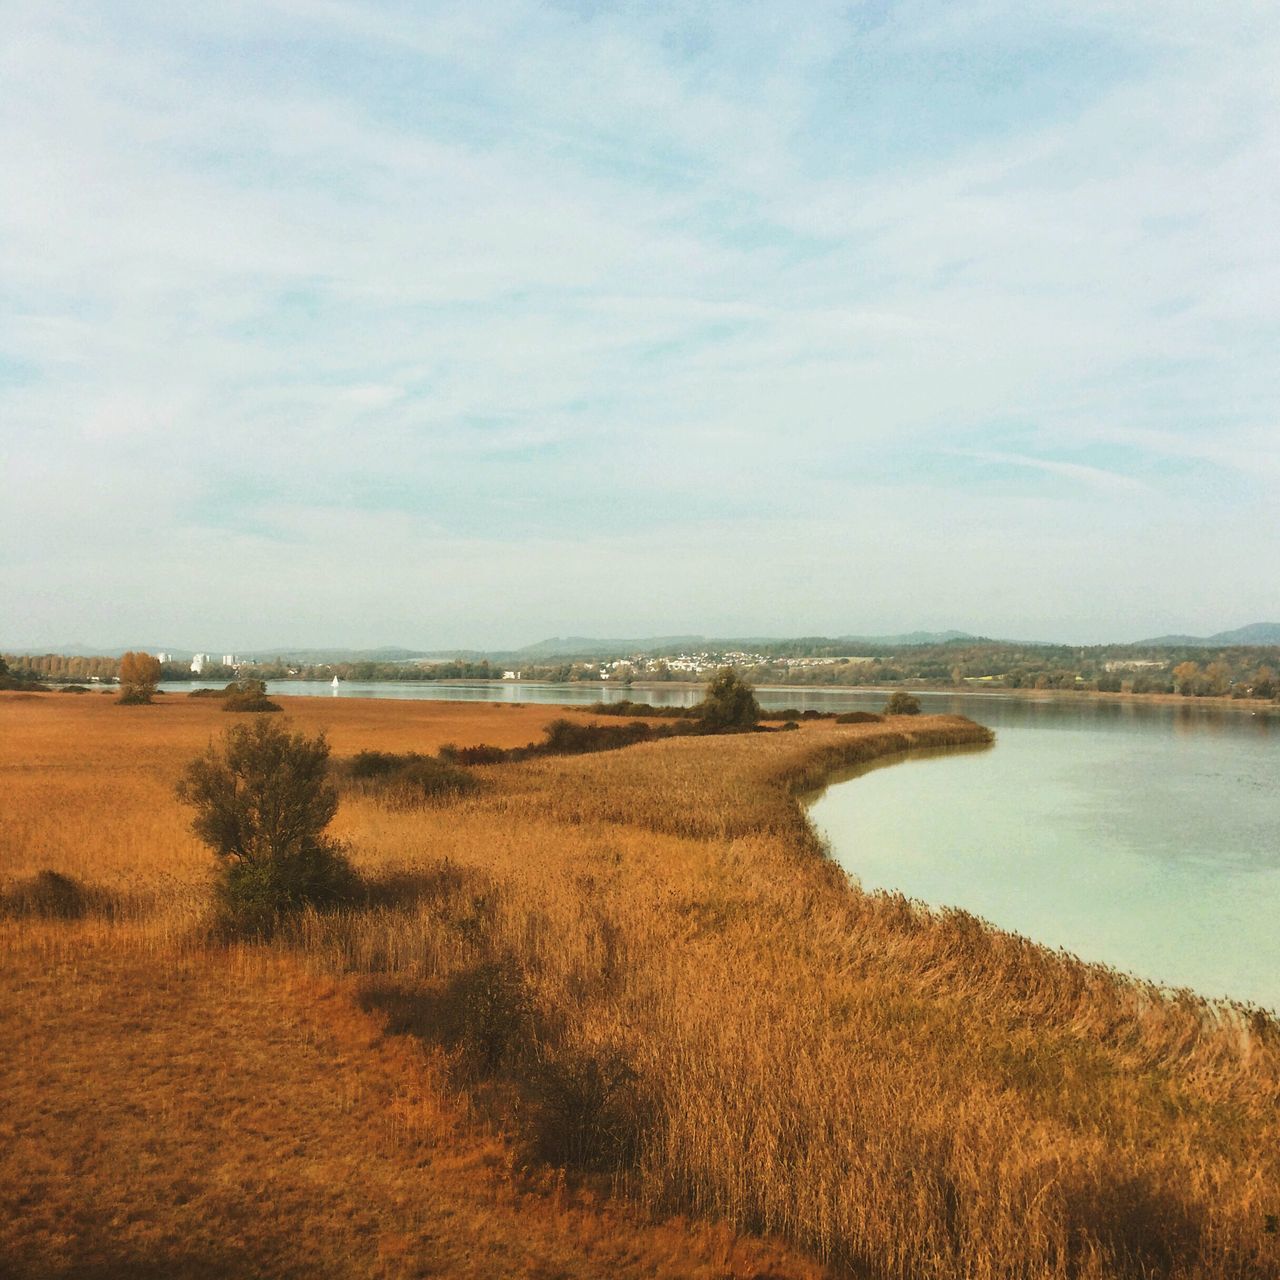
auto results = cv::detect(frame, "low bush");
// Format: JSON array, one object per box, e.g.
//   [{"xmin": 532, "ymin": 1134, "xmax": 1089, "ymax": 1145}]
[
  {"xmin": 884, "ymin": 690, "xmax": 922, "ymax": 716},
  {"xmin": 542, "ymin": 717, "xmax": 657, "ymax": 754},
  {"xmin": 221, "ymin": 679, "xmax": 282, "ymax": 713},
  {"xmin": 587, "ymin": 700, "xmax": 692, "ymax": 719},
  {"xmin": 360, "ymin": 859, "xmax": 493, "ymax": 912},
  {"xmin": 439, "ymin": 718, "xmax": 696, "ymax": 769},
  {"xmin": 1, "ymin": 869, "xmax": 89, "ymax": 919},
  {"xmin": 522, "ymin": 1041, "xmax": 648, "ymax": 1174},
  {"xmin": 338, "ymin": 750, "xmax": 480, "ymax": 807},
  {"xmin": 0, "ymin": 869, "xmax": 123, "ymax": 920},
  {"xmin": 445, "ymin": 957, "xmax": 533, "ymax": 1076},
  {"xmin": 439, "ymin": 741, "xmax": 510, "ymax": 766},
  {"xmin": 835, "ymin": 710, "xmax": 884, "ymax": 724},
  {"xmin": 760, "ymin": 708, "xmax": 837, "ymax": 721}
]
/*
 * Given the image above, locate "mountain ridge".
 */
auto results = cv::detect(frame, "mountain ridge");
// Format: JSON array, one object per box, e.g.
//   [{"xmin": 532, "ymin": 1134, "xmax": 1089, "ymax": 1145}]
[{"xmin": 1139, "ymin": 622, "xmax": 1280, "ymax": 647}]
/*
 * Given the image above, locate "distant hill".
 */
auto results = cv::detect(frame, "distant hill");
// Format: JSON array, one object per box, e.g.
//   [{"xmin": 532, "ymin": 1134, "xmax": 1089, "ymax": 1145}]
[
  {"xmin": 3, "ymin": 630, "xmax": 1031, "ymax": 664},
  {"xmin": 835, "ymin": 630, "xmax": 981, "ymax": 647},
  {"xmin": 514, "ymin": 635, "xmax": 711, "ymax": 658},
  {"xmin": 5, "ymin": 633, "xmax": 996, "ymax": 662},
  {"xmin": 251, "ymin": 646, "xmax": 434, "ymax": 664},
  {"xmin": 511, "ymin": 631, "xmax": 986, "ymax": 659},
  {"xmin": 1140, "ymin": 623, "xmax": 1280, "ymax": 647}
]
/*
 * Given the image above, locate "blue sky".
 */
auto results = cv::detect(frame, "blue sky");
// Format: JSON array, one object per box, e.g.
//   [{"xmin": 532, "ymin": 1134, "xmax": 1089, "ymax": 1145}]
[{"xmin": 2, "ymin": 1, "xmax": 1277, "ymax": 648}]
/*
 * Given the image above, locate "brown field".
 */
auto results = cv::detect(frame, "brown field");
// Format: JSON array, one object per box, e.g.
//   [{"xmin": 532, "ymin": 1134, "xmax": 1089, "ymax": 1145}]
[{"xmin": 2, "ymin": 690, "xmax": 1278, "ymax": 1279}]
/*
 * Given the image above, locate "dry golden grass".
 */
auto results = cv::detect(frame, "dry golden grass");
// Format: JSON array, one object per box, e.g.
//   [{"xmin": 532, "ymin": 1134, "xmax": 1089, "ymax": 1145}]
[
  {"xmin": 3, "ymin": 689, "xmax": 1279, "ymax": 1279},
  {"xmin": 1, "ymin": 923, "xmax": 816, "ymax": 1280}
]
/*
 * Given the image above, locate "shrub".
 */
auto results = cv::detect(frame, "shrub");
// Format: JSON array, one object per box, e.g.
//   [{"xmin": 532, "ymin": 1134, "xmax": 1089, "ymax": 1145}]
[
  {"xmin": 695, "ymin": 669, "xmax": 761, "ymax": 732},
  {"xmin": 522, "ymin": 1041, "xmax": 647, "ymax": 1174},
  {"xmin": 835, "ymin": 710, "xmax": 883, "ymax": 724},
  {"xmin": 541, "ymin": 717, "xmax": 655, "ymax": 754},
  {"xmin": 446, "ymin": 958, "xmax": 533, "ymax": 1076},
  {"xmin": 1, "ymin": 869, "xmax": 88, "ymax": 919},
  {"xmin": 439, "ymin": 741, "xmax": 510, "ymax": 766},
  {"xmin": 588, "ymin": 700, "xmax": 691, "ymax": 719},
  {"xmin": 339, "ymin": 751, "xmax": 479, "ymax": 807},
  {"xmin": 884, "ymin": 690, "xmax": 922, "ymax": 716},
  {"xmin": 345, "ymin": 749, "xmax": 408, "ymax": 779},
  {"xmin": 176, "ymin": 718, "xmax": 357, "ymax": 935},
  {"xmin": 220, "ymin": 678, "xmax": 282, "ymax": 713}
]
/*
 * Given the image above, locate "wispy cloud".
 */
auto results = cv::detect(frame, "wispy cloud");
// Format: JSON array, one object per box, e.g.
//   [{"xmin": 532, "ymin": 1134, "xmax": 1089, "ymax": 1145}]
[
  {"xmin": 2, "ymin": 0, "xmax": 1277, "ymax": 645},
  {"xmin": 949, "ymin": 450, "xmax": 1152, "ymax": 495}
]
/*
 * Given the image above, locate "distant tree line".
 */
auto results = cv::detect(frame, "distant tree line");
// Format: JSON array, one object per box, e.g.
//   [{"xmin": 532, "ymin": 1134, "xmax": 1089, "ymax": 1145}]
[
  {"xmin": 726, "ymin": 641, "xmax": 1280, "ymax": 701},
  {"xmin": 3, "ymin": 653, "xmax": 120, "ymax": 682},
  {"xmin": 5, "ymin": 643, "xmax": 1279, "ymax": 703}
]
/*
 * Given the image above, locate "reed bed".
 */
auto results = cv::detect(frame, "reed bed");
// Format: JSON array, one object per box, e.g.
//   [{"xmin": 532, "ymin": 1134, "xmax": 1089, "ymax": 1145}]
[{"xmin": 3, "ymin": 690, "xmax": 1279, "ymax": 1278}]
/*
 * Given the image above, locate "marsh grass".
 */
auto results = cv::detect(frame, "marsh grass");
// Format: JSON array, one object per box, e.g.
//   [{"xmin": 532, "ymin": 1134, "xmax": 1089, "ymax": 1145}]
[
  {"xmin": 335, "ymin": 750, "xmax": 482, "ymax": 809},
  {"xmin": 4, "ymin": 692, "xmax": 1279, "ymax": 1278}
]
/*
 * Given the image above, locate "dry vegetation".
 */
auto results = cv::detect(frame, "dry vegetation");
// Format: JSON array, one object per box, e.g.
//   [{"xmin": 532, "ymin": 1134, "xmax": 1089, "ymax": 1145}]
[{"xmin": 3, "ymin": 690, "xmax": 1279, "ymax": 1279}]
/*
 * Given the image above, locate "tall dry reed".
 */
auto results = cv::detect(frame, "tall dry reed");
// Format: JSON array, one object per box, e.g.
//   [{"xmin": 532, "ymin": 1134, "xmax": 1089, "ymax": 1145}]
[{"xmin": 4, "ymin": 691, "xmax": 1278, "ymax": 1278}]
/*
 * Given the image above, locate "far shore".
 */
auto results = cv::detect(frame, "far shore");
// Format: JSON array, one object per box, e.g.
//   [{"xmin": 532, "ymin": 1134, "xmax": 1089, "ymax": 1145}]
[
  {"xmin": 348, "ymin": 675, "xmax": 1280, "ymax": 715},
  {"xmin": 18, "ymin": 674, "xmax": 1278, "ymax": 717}
]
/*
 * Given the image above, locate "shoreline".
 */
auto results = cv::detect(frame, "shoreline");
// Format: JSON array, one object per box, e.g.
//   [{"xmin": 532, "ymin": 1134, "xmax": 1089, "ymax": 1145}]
[
  {"xmin": 318, "ymin": 676, "xmax": 1280, "ymax": 715},
  {"xmin": 10, "ymin": 675, "xmax": 1278, "ymax": 719},
  {"xmin": 17, "ymin": 675, "xmax": 1279, "ymax": 718}
]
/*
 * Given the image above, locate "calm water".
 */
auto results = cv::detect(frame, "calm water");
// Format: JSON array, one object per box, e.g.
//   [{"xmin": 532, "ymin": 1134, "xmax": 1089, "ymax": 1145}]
[
  {"xmin": 163, "ymin": 679, "xmax": 1280, "ymax": 1007},
  {"xmin": 807, "ymin": 694, "xmax": 1280, "ymax": 1010}
]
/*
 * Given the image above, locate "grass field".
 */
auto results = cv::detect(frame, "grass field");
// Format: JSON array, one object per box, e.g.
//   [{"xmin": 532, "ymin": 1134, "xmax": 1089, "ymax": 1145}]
[{"xmin": 3, "ymin": 690, "xmax": 1278, "ymax": 1279}]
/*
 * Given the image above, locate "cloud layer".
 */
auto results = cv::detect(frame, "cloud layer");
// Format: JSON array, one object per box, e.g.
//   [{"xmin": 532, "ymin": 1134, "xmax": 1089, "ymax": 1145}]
[{"xmin": 3, "ymin": 1, "xmax": 1277, "ymax": 646}]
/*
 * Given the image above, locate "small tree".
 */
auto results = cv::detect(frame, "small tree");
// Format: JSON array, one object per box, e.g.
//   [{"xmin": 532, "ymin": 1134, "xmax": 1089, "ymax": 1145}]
[
  {"xmin": 118, "ymin": 651, "xmax": 162, "ymax": 704},
  {"xmin": 884, "ymin": 690, "xmax": 922, "ymax": 716},
  {"xmin": 176, "ymin": 717, "xmax": 357, "ymax": 933},
  {"xmin": 697, "ymin": 668, "xmax": 761, "ymax": 731},
  {"xmin": 221, "ymin": 678, "xmax": 282, "ymax": 713}
]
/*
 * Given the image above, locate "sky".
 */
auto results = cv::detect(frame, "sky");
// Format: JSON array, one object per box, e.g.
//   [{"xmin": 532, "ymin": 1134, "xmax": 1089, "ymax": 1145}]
[{"xmin": 2, "ymin": 1, "xmax": 1277, "ymax": 649}]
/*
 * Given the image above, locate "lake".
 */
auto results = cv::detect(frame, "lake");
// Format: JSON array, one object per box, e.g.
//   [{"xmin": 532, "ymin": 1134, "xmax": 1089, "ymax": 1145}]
[
  {"xmin": 806, "ymin": 693, "xmax": 1280, "ymax": 1011},
  {"xmin": 167, "ymin": 679, "xmax": 1280, "ymax": 1008}
]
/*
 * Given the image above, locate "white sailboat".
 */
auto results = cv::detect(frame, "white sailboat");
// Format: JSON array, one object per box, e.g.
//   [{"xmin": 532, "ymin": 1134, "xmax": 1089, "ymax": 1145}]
[{"xmin": 331, "ymin": 675, "xmax": 340, "ymax": 694}]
